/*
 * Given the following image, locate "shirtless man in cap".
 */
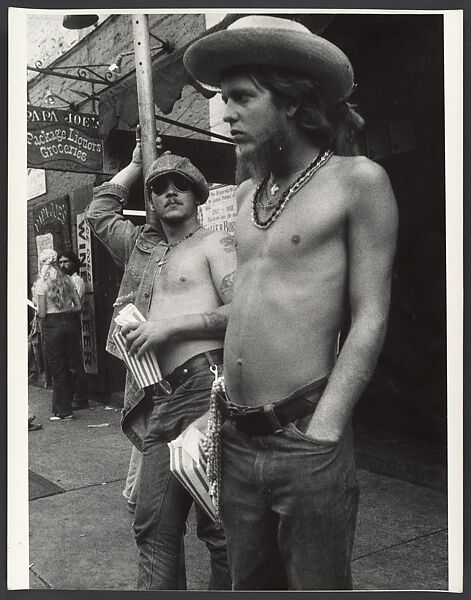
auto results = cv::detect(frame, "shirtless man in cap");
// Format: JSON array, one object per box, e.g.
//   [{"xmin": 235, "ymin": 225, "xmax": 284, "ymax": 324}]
[
  {"xmin": 184, "ymin": 16, "xmax": 398, "ymax": 590},
  {"xmin": 86, "ymin": 132, "xmax": 233, "ymax": 590}
]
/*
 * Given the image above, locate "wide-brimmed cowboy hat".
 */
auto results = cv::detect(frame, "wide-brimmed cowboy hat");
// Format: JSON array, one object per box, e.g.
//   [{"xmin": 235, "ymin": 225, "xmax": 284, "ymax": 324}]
[
  {"xmin": 184, "ymin": 15, "xmax": 354, "ymax": 105},
  {"xmin": 145, "ymin": 152, "xmax": 209, "ymax": 205}
]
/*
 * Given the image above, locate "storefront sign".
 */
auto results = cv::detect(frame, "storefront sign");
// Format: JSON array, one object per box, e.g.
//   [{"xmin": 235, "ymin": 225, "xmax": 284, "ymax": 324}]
[
  {"xmin": 76, "ymin": 212, "xmax": 95, "ymax": 292},
  {"xmin": 33, "ymin": 196, "xmax": 70, "ymax": 235},
  {"xmin": 77, "ymin": 212, "xmax": 98, "ymax": 374},
  {"xmin": 81, "ymin": 294, "xmax": 98, "ymax": 375},
  {"xmin": 199, "ymin": 185, "xmax": 237, "ymax": 233},
  {"xmin": 27, "ymin": 105, "xmax": 103, "ymax": 173}
]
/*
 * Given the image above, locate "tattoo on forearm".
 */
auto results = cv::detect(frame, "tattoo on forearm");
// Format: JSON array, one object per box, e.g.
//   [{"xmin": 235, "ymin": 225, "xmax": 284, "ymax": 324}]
[
  {"xmin": 219, "ymin": 271, "xmax": 235, "ymax": 297},
  {"xmin": 219, "ymin": 235, "xmax": 236, "ymax": 253},
  {"xmin": 202, "ymin": 312, "xmax": 227, "ymax": 331}
]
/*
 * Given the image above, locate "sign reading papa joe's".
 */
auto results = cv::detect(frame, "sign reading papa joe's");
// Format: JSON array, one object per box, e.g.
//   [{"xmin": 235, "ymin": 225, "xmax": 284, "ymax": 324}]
[{"xmin": 27, "ymin": 105, "xmax": 103, "ymax": 173}]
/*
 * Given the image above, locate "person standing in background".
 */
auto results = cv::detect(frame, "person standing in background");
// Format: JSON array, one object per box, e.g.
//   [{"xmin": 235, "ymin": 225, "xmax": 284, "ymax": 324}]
[
  {"xmin": 34, "ymin": 249, "xmax": 82, "ymax": 421},
  {"xmin": 58, "ymin": 250, "xmax": 89, "ymax": 410}
]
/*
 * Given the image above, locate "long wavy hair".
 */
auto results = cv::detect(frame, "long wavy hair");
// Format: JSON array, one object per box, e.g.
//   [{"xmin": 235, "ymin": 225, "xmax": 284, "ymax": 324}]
[
  {"xmin": 34, "ymin": 249, "xmax": 76, "ymax": 310},
  {"xmin": 228, "ymin": 65, "xmax": 365, "ymax": 156}
]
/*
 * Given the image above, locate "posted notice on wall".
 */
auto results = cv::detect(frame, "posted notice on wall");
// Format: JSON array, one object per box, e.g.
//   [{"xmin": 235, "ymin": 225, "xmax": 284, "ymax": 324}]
[
  {"xmin": 199, "ymin": 184, "xmax": 237, "ymax": 234},
  {"xmin": 35, "ymin": 233, "xmax": 53, "ymax": 269},
  {"xmin": 27, "ymin": 105, "xmax": 103, "ymax": 174},
  {"xmin": 27, "ymin": 168, "xmax": 46, "ymax": 200}
]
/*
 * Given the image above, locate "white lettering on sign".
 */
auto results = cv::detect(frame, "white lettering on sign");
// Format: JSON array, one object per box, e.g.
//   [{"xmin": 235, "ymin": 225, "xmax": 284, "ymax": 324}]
[
  {"xmin": 199, "ymin": 185, "xmax": 237, "ymax": 233},
  {"xmin": 76, "ymin": 212, "xmax": 94, "ymax": 292},
  {"xmin": 77, "ymin": 212, "xmax": 98, "ymax": 374},
  {"xmin": 27, "ymin": 105, "xmax": 102, "ymax": 172},
  {"xmin": 81, "ymin": 293, "xmax": 98, "ymax": 374},
  {"xmin": 27, "ymin": 127, "xmax": 102, "ymax": 163},
  {"xmin": 33, "ymin": 199, "xmax": 68, "ymax": 234},
  {"xmin": 27, "ymin": 108, "xmax": 59, "ymax": 123},
  {"xmin": 27, "ymin": 107, "xmax": 99, "ymax": 129}
]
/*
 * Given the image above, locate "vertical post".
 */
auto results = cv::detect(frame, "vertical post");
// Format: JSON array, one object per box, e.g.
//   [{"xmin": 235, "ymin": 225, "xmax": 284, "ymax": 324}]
[
  {"xmin": 131, "ymin": 16, "xmax": 185, "ymax": 585},
  {"xmin": 131, "ymin": 14, "xmax": 161, "ymax": 232}
]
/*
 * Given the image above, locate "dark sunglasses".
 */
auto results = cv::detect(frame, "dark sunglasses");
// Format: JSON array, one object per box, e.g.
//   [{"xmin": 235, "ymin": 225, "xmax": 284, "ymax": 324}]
[{"xmin": 150, "ymin": 174, "xmax": 192, "ymax": 195}]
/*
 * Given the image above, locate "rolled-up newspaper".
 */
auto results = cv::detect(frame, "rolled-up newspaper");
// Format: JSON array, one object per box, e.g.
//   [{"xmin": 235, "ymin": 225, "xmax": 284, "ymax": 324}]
[
  {"xmin": 112, "ymin": 303, "xmax": 164, "ymax": 389},
  {"xmin": 168, "ymin": 425, "xmax": 217, "ymax": 522}
]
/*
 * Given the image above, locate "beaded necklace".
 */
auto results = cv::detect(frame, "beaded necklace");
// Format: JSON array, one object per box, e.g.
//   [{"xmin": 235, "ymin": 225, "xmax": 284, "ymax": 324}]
[
  {"xmin": 251, "ymin": 149, "xmax": 333, "ymax": 230},
  {"xmin": 157, "ymin": 225, "xmax": 201, "ymax": 273},
  {"xmin": 202, "ymin": 374, "xmax": 225, "ymax": 522}
]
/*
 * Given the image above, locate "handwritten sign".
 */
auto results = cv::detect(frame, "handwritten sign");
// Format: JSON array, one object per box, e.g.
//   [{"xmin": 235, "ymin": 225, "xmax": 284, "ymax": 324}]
[
  {"xmin": 77, "ymin": 212, "xmax": 98, "ymax": 374},
  {"xmin": 199, "ymin": 185, "xmax": 237, "ymax": 233},
  {"xmin": 27, "ymin": 105, "xmax": 103, "ymax": 173},
  {"xmin": 33, "ymin": 196, "xmax": 70, "ymax": 235}
]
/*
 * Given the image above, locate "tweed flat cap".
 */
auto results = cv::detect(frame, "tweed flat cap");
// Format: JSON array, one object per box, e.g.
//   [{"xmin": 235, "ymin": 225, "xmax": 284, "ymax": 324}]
[
  {"xmin": 145, "ymin": 152, "xmax": 209, "ymax": 205},
  {"xmin": 184, "ymin": 15, "xmax": 354, "ymax": 105}
]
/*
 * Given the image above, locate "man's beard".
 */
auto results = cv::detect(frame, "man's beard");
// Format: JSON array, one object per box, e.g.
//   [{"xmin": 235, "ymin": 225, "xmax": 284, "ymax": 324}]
[{"xmin": 235, "ymin": 129, "xmax": 286, "ymax": 185}]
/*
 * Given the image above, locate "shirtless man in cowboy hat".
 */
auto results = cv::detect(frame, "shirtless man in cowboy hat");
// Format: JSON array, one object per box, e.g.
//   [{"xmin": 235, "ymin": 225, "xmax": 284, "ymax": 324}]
[{"xmin": 184, "ymin": 16, "xmax": 398, "ymax": 590}]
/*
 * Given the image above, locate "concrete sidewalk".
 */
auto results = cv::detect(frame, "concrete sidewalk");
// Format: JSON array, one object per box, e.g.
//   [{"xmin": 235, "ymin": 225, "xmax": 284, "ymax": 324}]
[{"xmin": 27, "ymin": 384, "xmax": 448, "ymax": 591}]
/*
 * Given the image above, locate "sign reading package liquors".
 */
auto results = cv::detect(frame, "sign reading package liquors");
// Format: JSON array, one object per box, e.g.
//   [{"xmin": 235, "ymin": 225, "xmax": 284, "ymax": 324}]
[
  {"xmin": 77, "ymin": 212, "xmax": 98, "ymax": 374},
  {"xmin": 27, "ymin": 105, "xmax": 103, "ymax": 173}
]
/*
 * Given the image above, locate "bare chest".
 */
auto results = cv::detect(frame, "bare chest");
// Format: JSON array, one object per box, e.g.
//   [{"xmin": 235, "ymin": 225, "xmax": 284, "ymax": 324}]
[
  {"xmin": 236, "ymin": 182, "xmax": 349, "ymax": 265},
  {"xmin": 153, "ymin": 244, "xmax": 210, "ymax": 297}
]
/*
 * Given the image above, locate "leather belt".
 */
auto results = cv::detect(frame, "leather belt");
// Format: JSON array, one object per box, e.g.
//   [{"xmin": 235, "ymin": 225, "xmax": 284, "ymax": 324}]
[
  {"xmin": 222, "ymin": 376, "xmax": 329, "ymax": 436},
  {"xmin": 164, "ymin": 349, "xmax": 223, "ymax": 393}
]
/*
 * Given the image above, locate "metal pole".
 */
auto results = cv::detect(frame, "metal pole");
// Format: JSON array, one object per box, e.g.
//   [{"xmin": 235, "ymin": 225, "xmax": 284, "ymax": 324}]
[
  {"xmin": 131, "ymin": 14, "xmax": 161, "ymax": 232},
  {"xmin": 131, "ymin": 16, "xmax": 186, "ymax": 585}
]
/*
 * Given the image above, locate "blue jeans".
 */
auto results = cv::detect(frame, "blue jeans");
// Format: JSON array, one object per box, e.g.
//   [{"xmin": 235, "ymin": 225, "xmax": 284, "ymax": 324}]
[
  {"xmin": 133, "ymin": 368, "xmax": 231, "ymax": 590},
  {"xmin": 220, "ymin": 399, "xmax": 359, "ymax": 590},
  {"xmin": 70, "ymin": 315, "xmax": 89, "ymax": 403},
  {"xmin": 42, "ymin": 313, "xmax": 78, "ymax": 417}
]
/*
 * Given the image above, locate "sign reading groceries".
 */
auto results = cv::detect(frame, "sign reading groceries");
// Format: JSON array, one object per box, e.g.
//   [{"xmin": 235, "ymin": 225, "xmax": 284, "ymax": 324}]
[{"xmin": 27, "ymin": 105, "xmax": 103, "ymax": 173}]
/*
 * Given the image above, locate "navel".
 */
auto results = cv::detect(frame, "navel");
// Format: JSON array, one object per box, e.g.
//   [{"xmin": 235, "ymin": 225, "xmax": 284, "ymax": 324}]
[
  {"xmin": 179, "ymin": 276, "xmax": 187, "ymax": 282},
  {"xmin": 291, "ymin": 234, "xmax": 301, "ymax": 244}
]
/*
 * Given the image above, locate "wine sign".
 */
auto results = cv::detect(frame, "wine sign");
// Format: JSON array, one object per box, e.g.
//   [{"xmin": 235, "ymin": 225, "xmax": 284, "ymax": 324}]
[{"xmin": 27, "ymin": 105, "xmax": 103, "ymax": 173}]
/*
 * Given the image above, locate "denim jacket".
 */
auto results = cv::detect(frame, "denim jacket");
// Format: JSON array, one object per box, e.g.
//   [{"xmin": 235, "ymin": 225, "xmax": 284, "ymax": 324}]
[{"xmin": 86, "ymin": 182, "xmax": 169, "ymax": 450}]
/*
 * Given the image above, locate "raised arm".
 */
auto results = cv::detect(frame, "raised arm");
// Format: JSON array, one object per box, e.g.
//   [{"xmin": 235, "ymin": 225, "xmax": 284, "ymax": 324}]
[
  {"xmin": 85, "ymin": 134, "xmax": 143, "ymax": 267},
  {"xmin": 307, "ymin": 158, "xmax": 398, "ymax": 442},
  {"xmin": 86, "ymin": 127, "xmax": 163, "ymax": 266}
]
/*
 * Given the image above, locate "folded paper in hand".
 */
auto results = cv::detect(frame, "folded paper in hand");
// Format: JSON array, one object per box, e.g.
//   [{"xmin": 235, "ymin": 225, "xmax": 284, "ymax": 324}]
[
  {"xmin": 168, "ymin": 425, "xmax": 217, "ymax": 522},
  {"xmin": 112, "ymin": 304, "xmax": 163, "ymax": 389}
]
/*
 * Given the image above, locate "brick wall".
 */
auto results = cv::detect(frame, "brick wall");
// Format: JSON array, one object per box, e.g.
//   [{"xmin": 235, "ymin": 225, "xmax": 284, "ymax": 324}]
[{"xmin": 27, "ymin": 13, "xmax": 211, "ymax": 289}]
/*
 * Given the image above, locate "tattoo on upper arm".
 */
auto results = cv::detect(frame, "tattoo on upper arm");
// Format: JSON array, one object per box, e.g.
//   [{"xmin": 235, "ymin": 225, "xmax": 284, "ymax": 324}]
[
  {"xmin": 219, "ymin": 271, "xmax": 235, "ymax": 297},
  {"xmin": 202, "ymin": 312, "xmax": 227, "ymax": 330},
  {"xmin": 219, "ymin": 235, "xmax": 236, "ymax": 253}
]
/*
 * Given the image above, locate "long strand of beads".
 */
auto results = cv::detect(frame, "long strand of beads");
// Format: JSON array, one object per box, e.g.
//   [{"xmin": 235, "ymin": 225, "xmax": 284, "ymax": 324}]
[
  {"xmin": 252, "ymin": 149, "xmax": 333, "ymax": 230},
  {"xmin": 202, "ymin": 375, "xmax": 225, "ymax": 522}
]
